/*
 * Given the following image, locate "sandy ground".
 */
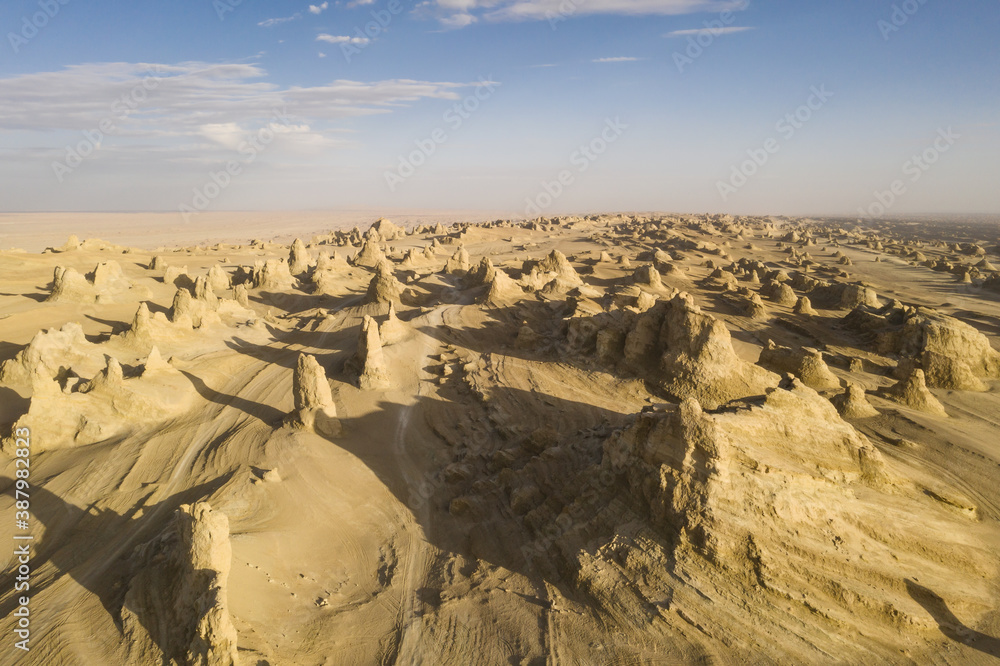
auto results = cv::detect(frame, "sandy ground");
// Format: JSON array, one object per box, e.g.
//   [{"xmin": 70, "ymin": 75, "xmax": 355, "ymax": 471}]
[
  {"xmin": 0, "ymin": 210, "xmax": 512, "ymax": 254},
  {"xmin": 0, "ymin": 212, "xmax": 999, "ymax": 664}
]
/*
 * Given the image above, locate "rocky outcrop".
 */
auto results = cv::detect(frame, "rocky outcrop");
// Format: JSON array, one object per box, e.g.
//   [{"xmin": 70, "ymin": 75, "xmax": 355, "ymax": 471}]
[
  {"xmin": 793, "ymin": 296, "xmax": 817, "ymax": 316},
  {"xmin": 288, "ymin": 238, "xmax": 313, "ymax": 275},
  {"xmin": 882, "ymin": 368, "xmax": 947, "ymax": 416},
  {"xmin": 604, "ymin": 379, "xmax": 891, "ymax": 580},
  {"xmin": 48, "ymin": 261, "xmax": 134, "ymax": 303},
  {"xmin": 763, "ymin": 281, "xmax": 797, "ymax": 306},
  {"xmin": 898, "ymin": 312, "xmax": 1000, "ymax": 389},
  {"xmin": 758, "ymin": 341, "xmax": 841, "ymax": 391},
  {"xmin": 839, "ymin": 284, "xmax": 878, "ymax": 309},
  {"xmin": 0, "ymin": 323, "xmax": 96, "ymax": 388},
  {"xmin": 287, "ymin": 353, "xmax": 341, "ymax": 435},
  {"xmin": 831, "ymin": 382, "xmax": 879, "ymax": 419},
  {"xmin": 346, "ymin": 316, "xmax": 391, "ymax": 390},
  {"xmin": 122, "ymin": 503, "xmax": 239, "ymax": 666},
  {"xmin": 845, "ymin": 306, "xmax": 1000, "ymax": 390},
  {"xmin": 656, "ymin": 296, "xmax": 780, "ymax": 408},
  {"xmin": 364, "ymin": 261, "xmax": 403, "ymax": 305},
  {"xmin": 4, "ymin": 350, "xmax": 194, "ymax": 453},
  {"xmin": 466, "ymin": 257, "xmax": 497, "ymax": 287},
  {"xmin": 251, "ymin": 258, "xmax": 295, "ymax": 291},
  {"xmin": 207, "ymin": 264, "xmax": 232, "ymax": 292},
  {"xmin": 379, "ymin": 302, "xmax": 409, "ymax": 346},
  {"xmin": 535, "ymin": 250, "xmax": 583, "ymax": 288},
  {"xmin": 578, "ymin": 294, "xmax": 781, "ymax": 408},
  {"xmin": 633, "ymin": 265, "xmax": 662, "ymax": 289},
  {"xmin": 444, "ymin": 247, "xmax": 471, "ymax": 274},
  {"xmin": 352, "ymin": 239, "xmax": 386, "ymax": 268}
]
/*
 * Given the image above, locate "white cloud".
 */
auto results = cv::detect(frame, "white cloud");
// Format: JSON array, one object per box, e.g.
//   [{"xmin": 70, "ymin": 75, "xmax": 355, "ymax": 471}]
[
  {"xmin": 593, "ymin": 57, "xmax": 641, "ymax": 63},
  {"xmin": 317, "ymin": 34, "xmax": 372, "ymax": 45},
  {"xmin": 665, "ymin": 25, "xmax": 754, "ymax": 36},
  {"xmin": 424, "ymin": 0, "xmax": 747, "ymax": 27},
  {"xmin": 258, "ymin": 13, "xmax": 302, "ymax": 27},
  {"xmin": 0, "ymin": 62, "xmax": 478, "ymax": 144},
  {"xmin": 309, "ymin": 2, "xmax": 330, "ymax": 13},
  {"xmin": 440, "ymin": 12, "xmax": 477, "ymax": 27}
]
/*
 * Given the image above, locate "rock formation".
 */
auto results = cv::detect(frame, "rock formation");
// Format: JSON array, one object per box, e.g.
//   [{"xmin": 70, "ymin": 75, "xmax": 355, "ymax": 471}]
[
  {"xmin": 882, "ymin": 368, "xmax": 948, "ymax": 416},
  {"xmin": 288, "ymin": 353, "xmax": 341, "ymax": 435},
  {"xmin": 444, "ymin": 246, "xmax": 471, "ymax": 274},
  {"xmin": 831, "ymin": 382, "xmax": 880, "ymax": 419},
  {"xmin": 251, "ymin": 258, "xmax": 295, "ymax": 291},
  {"xmin": 288, "ymin": 238, "xmax": 313, "ymax": 275},
  {"xmin": 379, "ymin": 302, "xmax": 409, "ymax": 346},
  {"xmin": 364, "ymin": 261, "xmax": 403, "ymax": 305},
  {"xmin": 122, "ymin": 503, "xmax": 239, "ymax": 666},
  {"xmin": 346, "ymin": 316, "xmax": 391, "ymax": 390},
  {"xmin": 758, "ymin": 341, "xmax": 841, "ymax": 390}
]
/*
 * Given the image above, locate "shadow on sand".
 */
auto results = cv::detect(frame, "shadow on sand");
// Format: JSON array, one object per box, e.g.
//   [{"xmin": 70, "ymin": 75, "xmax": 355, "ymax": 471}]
[{"xmin": 906, "ymin": 579, "xmax": 1000, "ymax": 659}]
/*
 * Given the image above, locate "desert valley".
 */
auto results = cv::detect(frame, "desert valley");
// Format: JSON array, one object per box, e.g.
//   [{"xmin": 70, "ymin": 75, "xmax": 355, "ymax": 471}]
[{"xmin": 1, "ymin": 212, "xmax": 999, "ymax": 664}]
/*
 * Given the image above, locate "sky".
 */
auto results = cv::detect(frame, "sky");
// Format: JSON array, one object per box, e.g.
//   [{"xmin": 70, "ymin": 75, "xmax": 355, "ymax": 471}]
[{"xmin": 0, "ymin": 0, "xmax": 997, "ymax": 219}]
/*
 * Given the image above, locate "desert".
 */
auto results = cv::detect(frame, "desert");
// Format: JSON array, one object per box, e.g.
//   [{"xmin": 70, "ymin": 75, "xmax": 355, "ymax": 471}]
[
  {"xmin": 3, "ymin": 0, "xmax": 1000, "ymax": 663},
  {"xmin": 1, "ymin": 212, "xmax": 1000, "ymax": 664}
]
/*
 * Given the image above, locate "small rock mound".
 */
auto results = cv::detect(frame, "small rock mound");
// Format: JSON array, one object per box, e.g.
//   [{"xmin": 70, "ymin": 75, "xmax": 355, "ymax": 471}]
[
  {"xmin": 793, "ymin": 296, "xmax": 817, "ymax": 315},
  {"xmin": 535, "ymin": 250, "xmax": 582, "ymax": 287},
  {"xmin": 48, "ymin": 261, "xmax": 134, "ymax": 303},
  {"xmin": 251, "ymin": 258, "xmax": 295, "ymax": 291},
  {"xmin": 364, "ymin": 261, "xmax": 403, "ymax": 305},
  {"xmin": 444, "ymin": 246, "xmax": 471, "ymax": 274},
  {"xmin": 482, "ymin": 269, "xmax": 523, "ymax": 305},
  {"xmin": 379, "ymin": 302, "xmax": 409, "ymax": 346},
  {"xmin": 758, "ymin": 341, "xmax": 841, "ymax": 390},
  {"xmin": 633, "ymin": 265, "xmax": 662, "ymax": 289},
  {"xmin": 0, "ymin": 322, "xmax": 94, "ymax": 387},
  {"xmin": 831, "ymin": 382, "xmax": 880, "ymax": 418},
  {"xmin": 465, "ymin": 257, "xmax": 497, "ymax": 287},
  {"xmin": 352, "ymin": 239, "xmax": 386, "ymax": 268},
  {"xmin": 207, "ymin": 264, "xmax": 232, "ymax": 292},
  {"xmin": 882, "ymin": 368, "xmax": 947, "ymax": 416}
]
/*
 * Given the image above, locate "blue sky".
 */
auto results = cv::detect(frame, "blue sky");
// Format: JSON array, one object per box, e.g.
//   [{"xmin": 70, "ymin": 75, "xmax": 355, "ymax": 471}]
[{"xmin": 0, "ymin": 0, "xmax": 997, "ymax": 217}]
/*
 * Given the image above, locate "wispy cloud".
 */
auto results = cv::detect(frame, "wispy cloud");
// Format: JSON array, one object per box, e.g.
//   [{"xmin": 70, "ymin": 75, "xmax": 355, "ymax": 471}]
[
  {"xmin": 665, "ymin": 26, "xmax": 754, "ymax": 37},
  {"xmin": 593, "ymin": 57, "xmax": 642, "ymax": 63},
  {"xmin": 0, "ymin": 62, "xmax": 482, "ymax": 164},
  {"xmin": 316, "ymin": 34, "xmax": 372, "ymax": 45},
  {"xmin": 309, "ymin": 2, "xmax": 330, "ymax": 14},
  {"xmin": 258, "ymin": 13, "xmax": 302, "ymax": 27},
  {"xmin": 422, "ymin": 0, "xmax": 746, "ymax": 28}
]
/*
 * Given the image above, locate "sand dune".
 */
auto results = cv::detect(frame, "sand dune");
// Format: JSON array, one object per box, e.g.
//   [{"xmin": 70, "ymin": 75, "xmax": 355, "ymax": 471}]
[{"xmin": 2, "ymin": 213, "xmax": 1000, "ymax": 664}]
